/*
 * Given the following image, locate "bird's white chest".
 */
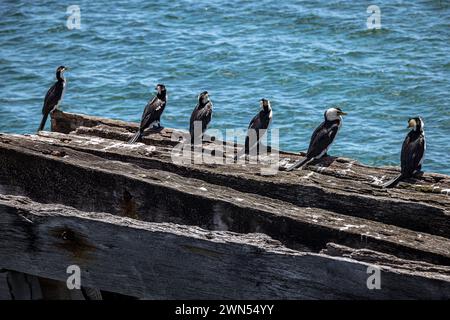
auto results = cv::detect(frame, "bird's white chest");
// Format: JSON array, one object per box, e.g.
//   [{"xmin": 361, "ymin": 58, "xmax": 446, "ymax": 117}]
[
  {"xmin": 268, "ymin": 109, "xmax": 273, "ymax": 126},
  {"xmin": 419, "ymin": 134, "xmax": 426, "ymax": 166},
  {"xmin": 328, "ymin": 121, "xmax": 341, "ymax": 137},
  {"xmin": 58, "ymin": 81, "xmax": 67, "ymax": 107}
]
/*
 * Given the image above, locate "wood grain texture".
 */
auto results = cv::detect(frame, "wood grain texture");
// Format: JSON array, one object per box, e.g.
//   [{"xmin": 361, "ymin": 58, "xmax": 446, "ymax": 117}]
[
  {"xmin": 0, "ymin": 272, "xmax": 12, "ymax": 300},
  {"xmin": 0, "ymin": 133, "xmax": 449, "ymax": 266},
  {"xmin": 1, "ymin": 194, "xmax": 449, "ymax": 300},
  {"xmin": 49, "ymin": 110, "xmax": 450, "ymax": 239},
  {"xmin": 0, "ymin": 271, "xmax": 43, "ymax": 300},
  {"xmin": 0, "ymin": 110, "xmax": 449, "ymax": 299}
]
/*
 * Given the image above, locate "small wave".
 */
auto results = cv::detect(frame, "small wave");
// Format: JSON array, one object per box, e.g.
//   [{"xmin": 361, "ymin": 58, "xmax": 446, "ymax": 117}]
[
  {"xmin": 46, "ymin": 25, "xmax": 67, "ymax": 34},
  {"xmin": 348, "ymin": 27, "xmax": 392, "ymax": 39},
  {"xmin": 294, "ymin": 14, "xmax": 325, "ymax": 26}
]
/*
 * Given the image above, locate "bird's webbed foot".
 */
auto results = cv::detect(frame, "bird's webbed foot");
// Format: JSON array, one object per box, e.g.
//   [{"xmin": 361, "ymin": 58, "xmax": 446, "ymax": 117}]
[
  {"xmin": 152, "ymin": 123, "xmax": 164, "ymax": 132},
  {"xmin": 413, "ymin": 168, "xmax": 424, "ymax": 177}
]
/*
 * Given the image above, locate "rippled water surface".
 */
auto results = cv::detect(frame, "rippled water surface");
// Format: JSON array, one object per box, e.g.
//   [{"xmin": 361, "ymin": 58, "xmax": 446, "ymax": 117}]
[{"xmin": 0, "ymin": 0, "xmax": 449, "ymax": 173}]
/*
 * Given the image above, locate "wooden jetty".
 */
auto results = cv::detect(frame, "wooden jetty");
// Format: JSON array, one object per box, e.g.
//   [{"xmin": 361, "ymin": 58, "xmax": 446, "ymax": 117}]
[{"xmin": 0, "ymin": 110, "xmax": 449, "ymax": 299}]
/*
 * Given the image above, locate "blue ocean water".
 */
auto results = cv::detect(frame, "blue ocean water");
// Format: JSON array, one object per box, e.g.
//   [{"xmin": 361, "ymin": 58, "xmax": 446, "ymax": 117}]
[{"xmin": 0, "ymin": 0, "xmax": 449, "ymax": 174}]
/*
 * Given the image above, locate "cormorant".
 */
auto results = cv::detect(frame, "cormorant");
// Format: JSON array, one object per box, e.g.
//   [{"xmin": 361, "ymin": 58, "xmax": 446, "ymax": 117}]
[
  {"xmin": 128, "ymin": 84, "xmax": 167, "ymax": 144},
  {"xmin": 383, "ymin": 117, "xmax": 426, "ymax": 188},
  {"xmin": 189, "ymin": 91, "xmax": 213, "ymax": 144},
  {"xmin": 234, "ymin": 98, "xmax": 272, "ymax": 160},
  {"xmin": 286, "ymin": 107, "xmax": 347, "ymax": 171},
  {"xmin": 38, "ymin": 66, "xmax": 68, "ymax": 132}
]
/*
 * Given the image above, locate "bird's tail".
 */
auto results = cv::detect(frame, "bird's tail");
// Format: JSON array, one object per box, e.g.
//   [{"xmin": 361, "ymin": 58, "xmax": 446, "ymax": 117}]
[
  {"xmin": 382, "ymin": 174, "xmax": 404, "ymax": 188},
  {"xmin": 37, "ymin": 113, "xmax": 48, "ymax": 132},
  {"xmin": 285, "ymin": 157, "xmax": 311, "ymax": 172},
  {"xmin": 128, "ymin": 131, "xmax": 142, "ymax": 144}
]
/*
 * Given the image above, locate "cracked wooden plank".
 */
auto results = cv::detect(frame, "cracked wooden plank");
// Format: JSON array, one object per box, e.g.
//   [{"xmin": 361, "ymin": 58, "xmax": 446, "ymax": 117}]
[
  {"xmin": 0, "ymin": 194, "xmax": 449, "ymax": 300},
  {"xmin": 0, "ymin": 133, "xmax": 449, "ymax": 266},
  {"xmin": 322, "ymin": 243, "xmax": 450, "ymax": 276},
  {"xmin": 44, "ymin": 110, "xmax": 450, "ymax": 239}
]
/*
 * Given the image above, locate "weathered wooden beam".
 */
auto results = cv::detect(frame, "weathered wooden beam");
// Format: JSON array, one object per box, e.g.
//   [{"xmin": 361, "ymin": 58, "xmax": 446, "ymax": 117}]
[
  {"xmin": 1, "ymin": 194, "xmax": 449, "ymax": 299},
  {"xmin": 47, "ymin": 111, "xmax": 450, "ymax": 239},
  {"xmin": 51, "ymin": 110, "xmax": 139, "ymax": 135},
  {"xmin": 0, "ymin": 110, "xmax": 449, "ymax": 299},
  {"xmin": 321, "ymin": 243, "xmax": 450, "ymax": 276},
  {"xmin": 0, "ymin": 272, "xmax": 11, "ymax": 300},
  {"xmin": 37, "ymin": 278, "xmax": 99, "ymax": 300},
  {"xmin": 0, "ymin": 271, "xmax": 43, "ymax": 300},
  {"xmin": 0, "ymin": 133, "xmax": 449, "ymax": 266}
]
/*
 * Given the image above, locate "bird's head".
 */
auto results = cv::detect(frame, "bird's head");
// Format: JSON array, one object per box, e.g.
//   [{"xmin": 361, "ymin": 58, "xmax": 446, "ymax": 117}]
[
  {"xmin": 408, "ymin": 117, "xmax": 424, "ymax": 132},
  {"xmin": 260, "ymin": 98, "xmax": 271, "ymax": 112},
  {"xmin": 56, "ymin": 66, "xmax": 68, "ymax": 78},
  {"xmin": 198, "ymin": 91, "xmax": 210, "ymax": 106},
  {"xmin": 325, "ymin": 107, "xmax": 347, "ymax": 121},
  {"xmin": 155, "ymin": 84, "xmax": 166, "ymax": 98}
]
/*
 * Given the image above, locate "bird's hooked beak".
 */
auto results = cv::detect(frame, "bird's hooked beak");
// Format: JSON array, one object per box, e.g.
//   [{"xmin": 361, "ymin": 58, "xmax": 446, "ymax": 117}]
[
  {"xmin": 337, "ymin": 110, "xmax": 347, "ymax": 116},
  {"xmin": 63, "ymin": 67, "xmax": 69, "ymax": 72}
]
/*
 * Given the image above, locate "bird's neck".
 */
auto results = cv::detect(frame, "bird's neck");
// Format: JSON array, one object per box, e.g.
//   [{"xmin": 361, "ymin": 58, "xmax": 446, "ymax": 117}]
[
  {"xmin": 157, "ymin": 92, "xmax": 166, "ymax": 101},
  {"xmin": 410, "ymin": 128, "xmax": 424, "ymax": 137},
  {"xmin": 56, "ymin": 72, "xmax": 65, "ymax": 82},
  {"xmin": 262, "ymin": 106, "xmax": 271, "ymax": 113},
  {"xmin": 325, "ymin": 118, "xmax": 341, "ymax": 126},
  {"xmin": 199, "ymin": 100, "xmax": 211, "ymax": 108}
]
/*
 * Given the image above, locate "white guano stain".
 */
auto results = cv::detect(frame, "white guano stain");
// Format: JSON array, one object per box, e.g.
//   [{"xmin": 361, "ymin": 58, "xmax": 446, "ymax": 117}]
[
  {"xmin": 302, "ymin": 172, "xmax": 314, "ymax": 179},
  {"xmin": 337, "ymin": 162, "xmax": 356, "ymax": 176},
  {"xmin": 339, "ymin": 224, "xmax": 367, "ymax": 231},
  {"xmin": 370, "ymin": 175, "xmax": 385, "ymax": 185}
]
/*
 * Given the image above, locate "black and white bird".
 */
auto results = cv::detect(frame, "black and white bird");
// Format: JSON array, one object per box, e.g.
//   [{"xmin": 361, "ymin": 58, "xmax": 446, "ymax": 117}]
[
  {"xmin": 189, "ymin": 91, "xmax": 213, "ymax": 144},
  {"xmin": 128, "ymin": 84, "xmax": 167, "ymax": 144},
  {"xmin": 382, "ymin": 117, "xmax": 426, "ymax": 188},
  {"xmin": 286, "ymin": 107, "xmax": 347, "ymax": 171},
  {"xmin": 38, "ymin": 66, "xmax": 68, "ymax": 132},
  {"xmin": 234, "ymin": 98, "xmax": 272, "ymax": 160}
]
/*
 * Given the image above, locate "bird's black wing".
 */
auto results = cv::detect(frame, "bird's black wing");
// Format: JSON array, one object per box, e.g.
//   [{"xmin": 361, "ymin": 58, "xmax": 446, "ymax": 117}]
[
  {"xmin": 259, "ymin": 111, "xmax": 271, "ymax": 130},
  {"xmin": 189, "ymin": 104, "xmax": 199, "ymax": 136},
  {"xmin": 42, "ymin": 81, "xmax": 62, "ymax": 114},
  {"xmin": 400, "ymin": 133, "xmax": 425, "ymax": 175},
  {"xmin": 190, "ymin": 102, "xmax": 212, "ymax": 134},
  {"xmin": 306, "ymin": 121, "xmax": 339, "ymax": 158},
  {"xmin": 244, "ymin": 110, "xmax": 272, "ymax": 154},
  {"xmin": 245, "ymin": 112, "xmax": 263, "ymax": 146},
  {"xmin": 140, "ymin": 97, "xmax": 165, "ymax": 130},
  {"xmin": 248, "ymin": 112, "xmax": 261, "ymax": 130},
  {"xmin": 250, "ymin": 110, "xmax": 271, "ymax": 130}
]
